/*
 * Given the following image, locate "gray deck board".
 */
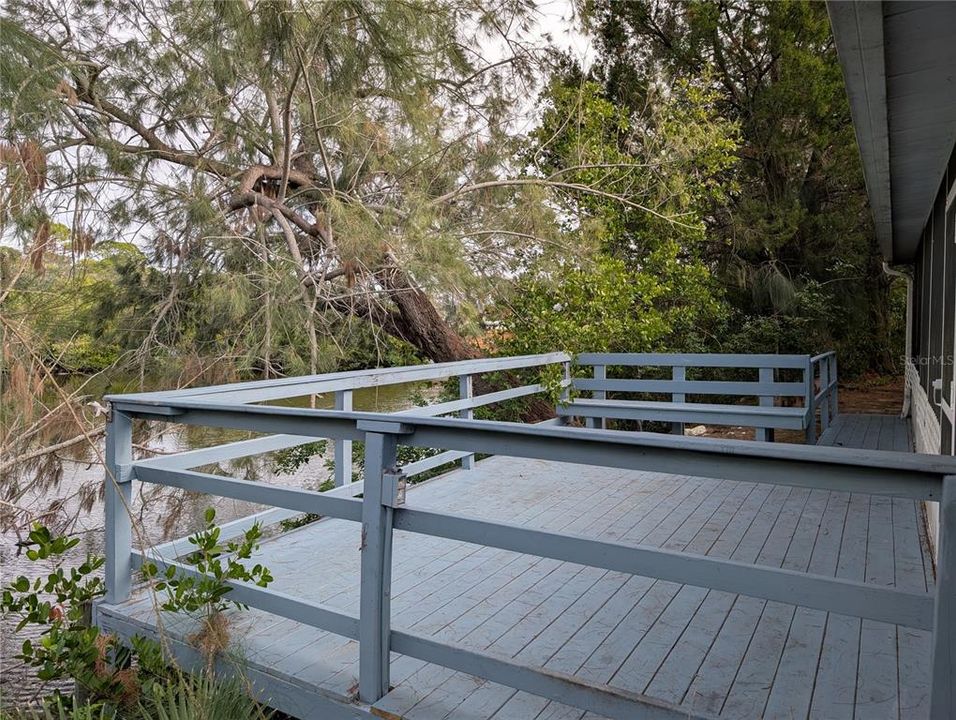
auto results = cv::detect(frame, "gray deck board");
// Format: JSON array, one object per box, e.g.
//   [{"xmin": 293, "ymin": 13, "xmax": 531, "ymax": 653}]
[{"xmin": 99, "ymin": 413, "xmax": 934, "ymax": 720}]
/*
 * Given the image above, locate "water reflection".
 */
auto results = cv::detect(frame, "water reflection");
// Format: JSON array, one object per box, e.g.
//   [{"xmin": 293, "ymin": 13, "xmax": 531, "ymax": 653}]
[{"xmin": 0, "ymin": 380, "xmax": 435, "ymax": 706}]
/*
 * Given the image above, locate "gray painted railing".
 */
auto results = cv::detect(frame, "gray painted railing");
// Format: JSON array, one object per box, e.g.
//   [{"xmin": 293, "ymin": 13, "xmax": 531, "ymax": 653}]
[
  {"xmin": 99, "ymin": 353, "xmax": 955, "ymax": 720},
  {"xmin": 572, "ymin": 352, "xmax": 837, "ymax": 443}
]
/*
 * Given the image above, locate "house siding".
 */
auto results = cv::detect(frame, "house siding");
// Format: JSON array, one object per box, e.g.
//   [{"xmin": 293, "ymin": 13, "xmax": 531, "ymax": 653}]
[{"xmin": 908, "ymin": 139, "xmax": 956, "ymax": 551}]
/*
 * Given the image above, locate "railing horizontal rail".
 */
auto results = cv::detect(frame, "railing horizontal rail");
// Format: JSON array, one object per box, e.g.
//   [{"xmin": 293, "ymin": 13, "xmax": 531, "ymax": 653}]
[
  {"xmin": 572, "ymin": 378, "xmax": 807, "ymax": 397},
  {"xmin": 402, "ymin": 449, "xmax": 471, "ymax": 476},
  {"xmin": 130, "ymin": 552, "xmax": 360, "ymax": 640},
  {"xmin": 389, "ymin": 630, "xmax": 707, "ymax": 720},
  {"xmin": 148, "ymin": 506, "xmax": 302, "ymax": 560},
  {"xmin": 133, "ymin": 466, "xmax": 363, "ymax": 522},
  {"xmin": 108, "ymin": 352, "xmax": 569, "ymax": 406},
  {"xmin": 392, "ymin": 507, "xmax": 935, "ymax": 629},
  {"xmin": 556, "ymin": 400, "xmax": 810, "ymax": 430},
  {"xmin": 396, "ymin": 382, "xmax": 550, "ymax": 417},
  {"xmin": 136, "ymin": 434, "xmax": 317, "ymax": 471},
  {"xmin": 577, "ymin": 352, "xmax": 809, "ymax": 369},
  {"xmin": 116, "ymin": 404, "xmax": 948, "ymax": 500}
]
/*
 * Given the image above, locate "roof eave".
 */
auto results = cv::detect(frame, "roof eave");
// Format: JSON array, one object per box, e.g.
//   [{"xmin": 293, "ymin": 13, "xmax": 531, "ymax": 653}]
[{"xmin": 827, "ymin": 1, "xmax": 894, "ymax": 261}]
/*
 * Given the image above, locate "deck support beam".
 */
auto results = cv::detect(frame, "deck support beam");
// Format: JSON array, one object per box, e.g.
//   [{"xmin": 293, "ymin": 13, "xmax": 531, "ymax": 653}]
[
  {"xmin": 930, "ymin": 475, "xmax": 956, "ymax": 718},
  {"xmin": 359, "ymin": 431, "xmax": 400, "ymax": 703},
  {"xmin": 104, "ymin": 407, "xmax": 133, "ymax": 605}
]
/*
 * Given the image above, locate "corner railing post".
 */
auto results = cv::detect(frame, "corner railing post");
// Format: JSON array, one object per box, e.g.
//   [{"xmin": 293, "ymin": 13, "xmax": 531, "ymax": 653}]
[
  {"xmin": 830, "ymin": 354, "xmax": 839, "ymax": 419},
  {"xmin": 104, "ymin": 406, "xmax": 133, "ymax": 605},
  {"xmin": 930, "ymin": 475, "xmax": 956, "ymax": 718},
  {"xmin": 334, "ymin": 389, "xmax": 353, "ymax": 487},
  {"xmin": 756, "ymin": 367, "xmax": 774, "ymax": 442},
  {"xmin": 805, "ymin": 357, "xmax": 817, "ymax": 445},
  {"xmin": 820, "ymin": 359, "xmax": 830, "ymax": 432},
  {"xmin": 671, "ymin": 365, "xmax": 686, "ymax": 436},
  {"xmin": 459, "ymin": 375, "xmax": 475, "ymax": 469},
  {"xmin": 586, "ymin": 364, "xmax": 606, "ymax": 429},
  {"xmin": 359, "ymin": 426, "xmax": 403, "ymax": 703}
]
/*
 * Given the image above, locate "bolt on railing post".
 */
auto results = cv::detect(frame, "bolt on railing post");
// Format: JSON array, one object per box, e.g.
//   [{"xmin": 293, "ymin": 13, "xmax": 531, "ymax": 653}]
[
  {"xmin": 104, "ymin": 406, "xmax": 133, "ymax": 605},
  {"xmin": 459, "ymin": 375, "xmax": 475, "ymax": 469},
  {"xmin": 333, "ymin": 389, "xmax": 353, "ymax": 487},
  {"xmin": 930, "ymin": 475, "xmax": 956, "ymax": 719},
  {"xmin": 586, "ymin": 365, "xmax": 606, "ymax": 429},
  {"xmin": 359, "ymin": 429, "xmax": 400, "ymax": 703}
]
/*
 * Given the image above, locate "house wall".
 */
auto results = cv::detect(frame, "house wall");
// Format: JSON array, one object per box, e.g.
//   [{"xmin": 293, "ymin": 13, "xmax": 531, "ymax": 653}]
[{"xmin": 908, "ymin": 139, "xmax": 956, "ymax": 552}]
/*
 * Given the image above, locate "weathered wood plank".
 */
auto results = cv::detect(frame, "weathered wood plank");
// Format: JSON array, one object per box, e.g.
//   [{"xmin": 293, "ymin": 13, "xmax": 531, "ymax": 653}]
[{"xmin": 101, "ymin": 431, "xmax": 935, "ymax": 720}]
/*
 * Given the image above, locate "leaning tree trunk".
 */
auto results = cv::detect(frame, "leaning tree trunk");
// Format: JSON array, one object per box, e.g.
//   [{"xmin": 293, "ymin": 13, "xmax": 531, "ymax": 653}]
[
  {"xmin": 377, "ymin": 265, "xmax": 555, "ymax": 422},
  {"xmin": 378, "ymin": 265, "xmax": 480, "ymax": 363}
]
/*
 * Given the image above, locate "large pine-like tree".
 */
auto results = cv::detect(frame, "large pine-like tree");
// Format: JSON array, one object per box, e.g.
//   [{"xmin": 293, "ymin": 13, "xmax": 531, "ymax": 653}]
[{"xmin": 0, "ymin": 0, "xmax": 588, "ymax": 369}]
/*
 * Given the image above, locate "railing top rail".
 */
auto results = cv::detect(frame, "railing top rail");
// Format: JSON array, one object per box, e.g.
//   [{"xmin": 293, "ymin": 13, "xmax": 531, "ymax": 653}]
[
  {"xmin": 576, "ymin": 352, "xmax": 813, "ymax": 369},
  {"xmin": 810, "ymin": 351, "xmax": 837, "ymax": 363},
  {"xmin": 114, "ymin": 398, "xmax": 954, "ymax": 499},
  {"xmin": 105, "ymin": 352, "xmax": 570, "ymax": 406}
]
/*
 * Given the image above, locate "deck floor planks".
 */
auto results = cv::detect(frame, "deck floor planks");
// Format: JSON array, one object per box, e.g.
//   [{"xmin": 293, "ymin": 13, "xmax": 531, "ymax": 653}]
[
  {"xmin": 680, "ymin": 484, "xmax": 813, "ymax": 715},
  {"xmin": 719, "ymin": 486, "xmax": 833, "ymax": 719},
  {"xmin": 401, "ymin": 475, "xmax": 728, "ymax": 715},
  {"xmin": 370, "ymin": 468, "xmax": 702, "ymax": 716},
  {"xmin": 486, "ymin": 476, "xmax": 753, "ymax": 718},
  {"xmin": 101, "ymin": 414, "xmax": 933, "ymax": 720}
]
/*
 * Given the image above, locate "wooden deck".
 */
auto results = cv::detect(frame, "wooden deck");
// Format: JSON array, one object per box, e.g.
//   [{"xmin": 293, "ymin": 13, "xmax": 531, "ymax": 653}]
[{"xmin": 98, "ymin": 414, "xmax": 936, "ymax": 720}]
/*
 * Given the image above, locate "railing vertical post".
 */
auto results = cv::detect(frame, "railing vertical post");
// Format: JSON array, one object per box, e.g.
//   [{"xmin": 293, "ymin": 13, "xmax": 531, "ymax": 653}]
[
  {"xmin": 558, "ymin": 360, "xmax": 571, "ymax": 425},
  {"xmin": 359, "ymin": 429, "xmax": 400, "ymax": 703},
  {"xmin": 820, "ymin": 359, "xmax": 830, "ymax": 432},
  {"xmin": 586, "ymin": 365, "xmax": 606, "ymax": 429},
  {"xmin": 805, "ymin": 357, "xmax": 817, "ymax": 445},
  {"xmin": 756, "ymin": 367, "xmax": 775, "ymax": 442},
  {"xmin": 830, "ymin": 354, "xmax": 839, "ymax": 419},
  {"xmin": 930, "ymin": 475, "xmax": 956, "ymax": 719},
  {"xmin": 459, "ymin": 375, "xmax": 475, "ymax": 469},
  {"xmin": 671, "ymin": 365, "xmax": 686, "ymax": 436},
  {"xmin": 104, "ymin": 406, "xmax": 133, "ymax": 605},
  {"xmin": 333, "ymin": 389, "xmax": 353, "ymax": 487}
]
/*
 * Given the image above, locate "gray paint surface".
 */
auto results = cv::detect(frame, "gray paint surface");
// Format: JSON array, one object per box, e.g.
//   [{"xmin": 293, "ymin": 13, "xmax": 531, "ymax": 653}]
[{"xmin": 99, "ymin": 414, "xmax": 935, "ymax": 720}]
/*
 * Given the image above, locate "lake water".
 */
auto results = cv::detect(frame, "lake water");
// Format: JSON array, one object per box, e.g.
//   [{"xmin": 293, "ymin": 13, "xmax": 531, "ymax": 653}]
[{"xmin": 0, "ymin": 379, "xmax": 435, "ymax": 707}]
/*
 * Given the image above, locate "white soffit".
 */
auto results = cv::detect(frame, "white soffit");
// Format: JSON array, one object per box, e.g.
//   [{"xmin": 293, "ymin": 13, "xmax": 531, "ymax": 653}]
[{"xmin": 829, "ymin": 1, "xmax": 956, "ymax": 262}]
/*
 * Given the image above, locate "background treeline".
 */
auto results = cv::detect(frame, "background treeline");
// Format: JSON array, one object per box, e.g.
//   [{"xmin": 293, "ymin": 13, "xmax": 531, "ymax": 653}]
[{"xmin": 1, "ymin": 0, "xmax": 903, "ymax": 393}]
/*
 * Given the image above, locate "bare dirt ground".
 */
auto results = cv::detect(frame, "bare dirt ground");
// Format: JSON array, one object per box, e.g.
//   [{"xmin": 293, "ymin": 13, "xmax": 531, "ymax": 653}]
[{"xmin": 693, "ymin": 373, "xmax": 905, "ymax": 444}]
